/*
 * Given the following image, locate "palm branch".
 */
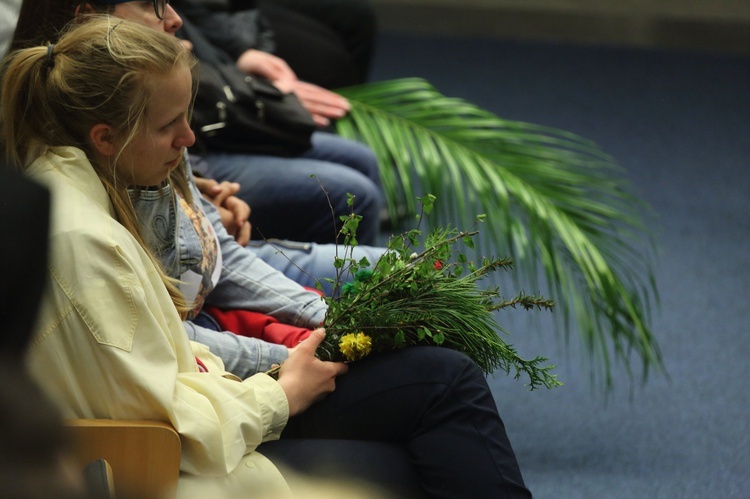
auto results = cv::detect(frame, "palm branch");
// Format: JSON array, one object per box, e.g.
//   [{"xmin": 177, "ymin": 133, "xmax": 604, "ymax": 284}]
[{"xmin": 333, "ymin": 77, "xmax": 662, "ymax": 388}]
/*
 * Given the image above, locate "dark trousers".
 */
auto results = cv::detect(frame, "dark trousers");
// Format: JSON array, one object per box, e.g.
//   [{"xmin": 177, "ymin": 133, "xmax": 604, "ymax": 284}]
[
  {"xmin": 259, "ymin": 0, "xmax": 376, "ymax": 88},
  {"xmin": 259, "ymin": 347, "xmax": 532, "ymax": 498}
]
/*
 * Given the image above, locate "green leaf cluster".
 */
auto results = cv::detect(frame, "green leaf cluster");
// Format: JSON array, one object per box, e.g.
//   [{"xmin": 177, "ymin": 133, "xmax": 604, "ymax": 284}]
[{"xmin": 318, "ymin": 202, "xmax": 561, "ymax": 390}]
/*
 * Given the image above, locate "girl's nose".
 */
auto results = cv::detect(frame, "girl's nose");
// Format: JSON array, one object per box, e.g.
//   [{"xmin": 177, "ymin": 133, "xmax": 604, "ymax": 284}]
[{"xmin": 176, "ymin": 122, "xmax": 195, "ymax": 148}]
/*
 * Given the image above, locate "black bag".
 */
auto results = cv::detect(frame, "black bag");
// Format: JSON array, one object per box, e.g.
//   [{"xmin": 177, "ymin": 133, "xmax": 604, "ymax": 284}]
[{"xmin": 191, "ymin": 62, "xmax": 316, "ymax": 157}]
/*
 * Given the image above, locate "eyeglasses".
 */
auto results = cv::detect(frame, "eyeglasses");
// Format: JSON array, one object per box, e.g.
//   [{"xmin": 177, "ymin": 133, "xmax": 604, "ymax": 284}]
[{"xmin": 96, "ymin": 0, "xmax": 171, "ymax": 20}]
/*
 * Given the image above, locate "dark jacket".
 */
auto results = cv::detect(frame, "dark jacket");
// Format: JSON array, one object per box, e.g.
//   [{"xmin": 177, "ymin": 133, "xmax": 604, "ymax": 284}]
[{"xmin": 177, "ymin": 0, "xmax": 276, "ymax": 61}]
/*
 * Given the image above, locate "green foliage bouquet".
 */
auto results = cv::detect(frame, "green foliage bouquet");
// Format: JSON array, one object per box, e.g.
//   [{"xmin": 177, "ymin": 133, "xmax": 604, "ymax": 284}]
[{"xmin": 314, "ymin": 194, "xmax": 561, "ymax": 390}]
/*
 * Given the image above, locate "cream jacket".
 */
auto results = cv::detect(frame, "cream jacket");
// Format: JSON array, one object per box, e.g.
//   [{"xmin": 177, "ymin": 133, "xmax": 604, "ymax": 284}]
[{"xmin": 25, "ymin": 147, "xmax": 291, "ymax": 497}]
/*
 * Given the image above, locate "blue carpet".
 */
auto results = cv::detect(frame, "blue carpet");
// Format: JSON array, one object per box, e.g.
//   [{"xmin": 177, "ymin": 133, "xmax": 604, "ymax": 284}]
[{"xmin": 370, "ymin": 34, "xmax": 750, "ymax": 498}]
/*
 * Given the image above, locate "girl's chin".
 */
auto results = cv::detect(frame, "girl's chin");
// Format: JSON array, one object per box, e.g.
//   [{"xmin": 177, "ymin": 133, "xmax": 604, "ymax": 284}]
[{"xmin": 129, "ymin": 162, "xmax": 177, "ymax": 187}]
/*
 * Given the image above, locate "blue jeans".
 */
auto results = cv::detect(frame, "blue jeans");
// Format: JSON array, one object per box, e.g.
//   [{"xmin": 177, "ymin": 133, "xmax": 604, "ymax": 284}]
[
  {"xmin": 197, "ymin": 132, "xmax": 384, "ymax": 245},
  {"xmin": 247, "ymin": 239, "xmax": 387, "ymax": 296}
]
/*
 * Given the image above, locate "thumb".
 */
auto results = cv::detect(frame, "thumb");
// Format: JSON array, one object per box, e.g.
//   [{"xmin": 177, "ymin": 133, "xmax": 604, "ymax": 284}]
[{"xmin": 298, "ymin": 328, "xmax": 326, "ymax": 353}]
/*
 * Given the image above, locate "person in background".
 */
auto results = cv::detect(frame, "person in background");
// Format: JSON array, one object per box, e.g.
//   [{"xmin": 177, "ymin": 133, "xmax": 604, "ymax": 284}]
[
  {"xmin": 174, "ymin": 0, "xmax": 386, "ymax": 244},
  {"xmin": 2, "ymin": 16, "xmax": 531, "ymax": 498}
]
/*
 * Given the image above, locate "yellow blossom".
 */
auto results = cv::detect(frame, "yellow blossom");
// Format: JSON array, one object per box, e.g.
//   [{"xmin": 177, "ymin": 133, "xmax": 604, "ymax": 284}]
[{"xmin": 338, "ymin": 332, "xmax": 373, "ymax": 361}]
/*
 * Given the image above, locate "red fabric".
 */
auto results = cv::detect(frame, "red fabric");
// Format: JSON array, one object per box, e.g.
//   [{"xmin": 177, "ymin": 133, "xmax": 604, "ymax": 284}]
[
  {"xmin": 304, "ymin": 286, "xmax": 325, "ymax": 297},
  {"xmin": 203, "ymin": 306, "xmax": 312, "ymax": 347},
  {"xmin": 195, "ymin": 357, "xmax": 208, "ymax": 372},
  {"xmin": 201, "ymin": 287, "xmax": 322, "ymax": 347}
]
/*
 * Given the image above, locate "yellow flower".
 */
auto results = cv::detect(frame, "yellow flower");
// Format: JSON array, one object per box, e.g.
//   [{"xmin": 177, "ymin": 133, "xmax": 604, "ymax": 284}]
[{"xmin": 338, "ymin": 332, "xmax": 373, "ymax": 361}]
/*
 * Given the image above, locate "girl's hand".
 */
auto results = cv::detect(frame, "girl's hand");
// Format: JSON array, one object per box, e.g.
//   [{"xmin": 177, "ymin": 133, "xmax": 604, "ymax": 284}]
[
  {"xmin": 194, "ymin": 177, "xmax": 252, "ymax": 246},
  {"xmin": 277, "ymin": 329, "xmax": 348, "ymax": 416}
]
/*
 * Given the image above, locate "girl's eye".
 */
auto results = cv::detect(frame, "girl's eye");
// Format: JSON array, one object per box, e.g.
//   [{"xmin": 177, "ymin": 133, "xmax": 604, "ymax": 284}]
[{"xmin": 162, "ymin": 118, "xmax": 179, "ymax": 130}]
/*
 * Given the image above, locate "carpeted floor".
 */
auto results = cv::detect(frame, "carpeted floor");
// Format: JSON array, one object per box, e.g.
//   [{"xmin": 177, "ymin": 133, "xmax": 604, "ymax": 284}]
[{"xmin": 369, "ymin": 33, "xmax": 750, "ymax": 498}]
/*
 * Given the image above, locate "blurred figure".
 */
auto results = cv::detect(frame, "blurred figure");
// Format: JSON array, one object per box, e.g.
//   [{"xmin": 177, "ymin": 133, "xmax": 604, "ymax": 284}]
[{"xmin": 0, "ymin": 166, "xmax": 86, "ymax": 499}]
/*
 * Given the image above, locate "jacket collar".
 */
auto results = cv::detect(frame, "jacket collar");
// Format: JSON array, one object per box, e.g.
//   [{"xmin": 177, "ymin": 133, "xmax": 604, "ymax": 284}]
[{"xmin": 26, "ymin": 146, "xmax": 114, "ymax": 216}]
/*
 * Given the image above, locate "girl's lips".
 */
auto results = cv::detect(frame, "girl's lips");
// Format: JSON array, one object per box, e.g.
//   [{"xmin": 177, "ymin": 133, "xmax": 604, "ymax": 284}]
[{"xmin": 167, "ymin": 149, "xmax": 184, "ymax": 168}]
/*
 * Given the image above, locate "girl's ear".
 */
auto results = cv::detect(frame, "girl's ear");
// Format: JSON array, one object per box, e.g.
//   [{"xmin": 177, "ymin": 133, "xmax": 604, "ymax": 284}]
[{"xmin": 89, "ymin": 124, "xmax": 117, "ymax": 157}]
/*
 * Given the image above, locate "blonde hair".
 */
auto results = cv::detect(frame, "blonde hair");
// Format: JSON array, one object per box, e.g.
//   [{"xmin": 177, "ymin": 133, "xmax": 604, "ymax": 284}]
[{"xmin": 1, "ymin": 16, "xmax": 198, "ymax": 317}]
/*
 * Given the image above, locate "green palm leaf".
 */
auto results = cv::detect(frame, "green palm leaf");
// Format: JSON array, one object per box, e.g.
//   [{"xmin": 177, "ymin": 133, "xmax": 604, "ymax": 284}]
[{"xmin": 334, "ymin": 77, "xmax": 662, "ymax": 388}]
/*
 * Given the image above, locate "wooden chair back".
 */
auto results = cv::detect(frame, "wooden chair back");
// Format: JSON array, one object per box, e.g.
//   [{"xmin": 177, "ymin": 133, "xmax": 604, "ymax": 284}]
[{"xmin": 66, "ymin": 419, "xmax": 181, "ymax": 499}]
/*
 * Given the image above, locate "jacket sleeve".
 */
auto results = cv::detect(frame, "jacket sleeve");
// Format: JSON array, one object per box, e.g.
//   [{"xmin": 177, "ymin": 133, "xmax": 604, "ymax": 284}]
[
  {"xmin": 178, "ymin": 0, "xmax": 276, "ymax": 60},
  {"xmin": 184, "ymin": 319, "xmax": 289, "ymax": 378},
  {"xmin": 195, "ymin": 182, "xmax": 328, "ymax": 329},
  {"xmin": 28, "ymin": 224, "xmax": 290, "ymax": 478}
]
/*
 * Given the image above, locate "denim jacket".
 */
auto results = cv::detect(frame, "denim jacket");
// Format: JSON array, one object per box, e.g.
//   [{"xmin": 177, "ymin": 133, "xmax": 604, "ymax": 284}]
[{"xmin": 131, "ymin": 167, "xmax": 327, "ymax": 377}]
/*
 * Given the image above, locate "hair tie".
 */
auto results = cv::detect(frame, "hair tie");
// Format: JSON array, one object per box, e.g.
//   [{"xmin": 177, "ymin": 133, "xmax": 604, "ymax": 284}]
[{"xmin": 46, "ymin": 44, "xmax": 55, "ymax": 69}]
